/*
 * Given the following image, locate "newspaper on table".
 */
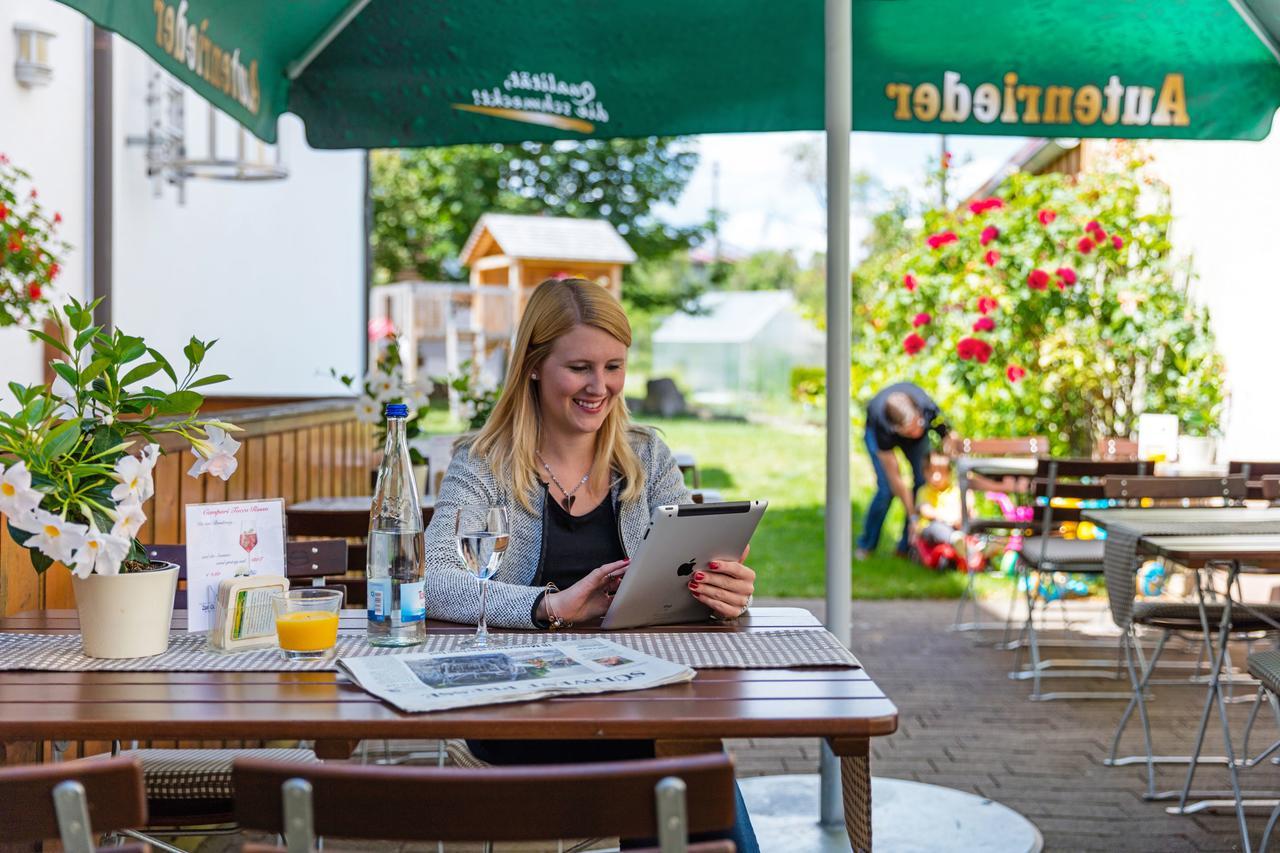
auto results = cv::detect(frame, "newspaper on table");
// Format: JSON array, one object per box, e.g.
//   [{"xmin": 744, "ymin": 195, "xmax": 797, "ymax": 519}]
[{"xmin": 336, "ymin": 639, "xmax": 695, "ymax": 713}]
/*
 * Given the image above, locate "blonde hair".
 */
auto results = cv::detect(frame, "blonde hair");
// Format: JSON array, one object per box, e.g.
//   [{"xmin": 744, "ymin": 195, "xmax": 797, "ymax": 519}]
[{"xmin": 471, "ymin": 278, "xmax": 644, "ymax": 512}]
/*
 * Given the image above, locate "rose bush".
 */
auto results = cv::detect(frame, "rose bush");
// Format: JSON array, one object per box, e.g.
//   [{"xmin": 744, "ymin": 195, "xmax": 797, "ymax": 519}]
[
  {"xmin": 0, "ymin": 154, "xmax": 66, "ymax": 326},
  {"xmin": 852, "ymin": 157, "xmax": 1224, "ymax": 455}
]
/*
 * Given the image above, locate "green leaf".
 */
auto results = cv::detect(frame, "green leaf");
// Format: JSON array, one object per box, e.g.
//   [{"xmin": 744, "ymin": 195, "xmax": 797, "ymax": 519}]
[
  {"xmin": 187, "ymin": 373, "xmax": 231, "ymax": 389},
  {"xmin": 117, "ymin": 336, "xmax": 147, "ymax": 364},
  {"xmin": 73, "ymin": 326, "xmax": 99, "ymax": 352},
  {"xmin": 121, "ymin": 361, "xmax": 164, "ymax": 387},
  {"xmin": 80, "ymin": 357, "xmax": 111, "ymax": 384},
  {"xmin": 28, "ymin": 329, "xmax": 69, "ymax": 355},
  {"xmin": 27, "ymin": 547, "xmax": 53, "ymax": 574},
  {"xmin": 183, "ymin": 337, "xmax": 207, "ymax": 366},
  {"xmin": 148, "ymin": 347, "xmax": 177, "ymax": 384},
  {"xmin": 43, "ymin": 417, "xmax": 83, "ymax": 461},
  {"xmin": 51, "ymin": 361, "xmax": 78, "ymax": 387},
  {"xmin": 68, "ymin": 306, "xmax": 91, "ymax": 333},
  {"xmin": 158, "ymin": 389, "xmax": 204, "ymax": 415}
]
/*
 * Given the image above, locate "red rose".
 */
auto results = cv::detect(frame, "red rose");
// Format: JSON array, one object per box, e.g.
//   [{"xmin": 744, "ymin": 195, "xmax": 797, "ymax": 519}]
[
  {"xmin": 968, "ymin": 198, "xmax": 1003, "ymax": 215},
  {"xmin": 29, "ymin": 188, "xmax": 36, "ymax": 200},
  {"xmin": 1027, "ymin": 268, "xmax": 1050, "ymax": 290},
  {"xmin": 980, "ymin": 225, "xmax": 999, "ymax": 246},
  {"xmin": 53, "ymin": 212, "xmax": 62, "ymax": 225},
  {"xmin": 912, "ymin": 312, "xmax": 931, "ymax": 328},
  {"xmin": 903, "ymin": 333, "xmax": 926, "ymax": 355},
  {"xmin": 1055, "ymin": 267, "xmax": 1077, "ymax": 286},
  {"xmin": 0, "ymin": 153, "xmax": 8, "ymax": 164},
  {"xmin": 1006, "ymin": 365, "xmax": 1027, "ymax": 383},
  {"xmin": 903, "ymin": 274, "xmax": 917, "ymax": 291},
  {"xmin": 1085, "ymin": 220, "xmax": 1101, "ymax": 233},
  {"xmin": 1038, "ymin": 209, "xmax": 1057, "ymax": 225},
  {"xmin": 48, "ymin": 262, "xmax": 60, "ymax": 280},
  {"xmin": 6, "ymin": 240, "xmax": 18, "ymax": 254},
  {"xmin": 984, "ymin": 250, "xmax": 1000, "ymax": 267},
  {"xmin": 1077, "ymin": 236, "xmax": 1095, "ymax": 254},
  {"xmin": 1112, "ymin": 235, "xmax": 1124, "ymax": 250},
  {"xmin": 926, "ymin": 231, "xmax": 958, "ymax": 250},
  {"xmin": 973, "ymin": 339, "xmax": 993, "ymax": 363},
  {"xmin": 977, "ymin": 296, "xmax": 998, "ymax": 314},
  {"xmin": 973, "ymin": 316, "xmax": 995, "ymax": 332},
  {"xmin": 956, "ymin": 337, "xmax": 978, "ymax": 360},
  {"xmin": 0, "ymin": 204, "xmax": 7, "ymax": 220},
  {"xmin": 25, "ymin": 282, "xmax": 41, "ymax": 300}
]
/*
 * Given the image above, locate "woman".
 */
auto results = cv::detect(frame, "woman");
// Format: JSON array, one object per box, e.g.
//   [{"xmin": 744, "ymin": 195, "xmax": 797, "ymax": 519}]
[{"xmin": 424, "ymin": 278, "xmax": 759, "ymax": 851}]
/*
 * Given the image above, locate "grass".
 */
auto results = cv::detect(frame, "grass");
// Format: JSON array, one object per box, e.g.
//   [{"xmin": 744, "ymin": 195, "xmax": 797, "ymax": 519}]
[{"xmin": 632, "ymin": 415, "xmax": 1013, "ymax": 600}]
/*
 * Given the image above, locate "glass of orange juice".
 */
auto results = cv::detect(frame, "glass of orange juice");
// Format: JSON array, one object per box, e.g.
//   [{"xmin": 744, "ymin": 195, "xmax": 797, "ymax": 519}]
[{"xmin": 272, "ymin": 588, "xmax": 343, "ymax": 660}]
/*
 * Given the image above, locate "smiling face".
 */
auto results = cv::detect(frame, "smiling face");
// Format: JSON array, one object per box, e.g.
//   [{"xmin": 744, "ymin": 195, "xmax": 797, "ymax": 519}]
[{"xmin": 535, "ymin": 323, "xmax": 628, "ymax": 438}]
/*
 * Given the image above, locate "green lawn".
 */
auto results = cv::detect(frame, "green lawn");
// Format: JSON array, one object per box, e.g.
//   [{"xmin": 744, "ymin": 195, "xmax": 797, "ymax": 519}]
[{"xmin": 633, "ymin": 415, "xmax": 1010, "ymax": 600}]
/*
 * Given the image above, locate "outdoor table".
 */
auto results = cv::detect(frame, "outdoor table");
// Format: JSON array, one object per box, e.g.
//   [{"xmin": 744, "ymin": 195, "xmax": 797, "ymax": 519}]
[
  {"xmin": 0, "ymin": 606, "xmax": 895, "ymax": 851},
  {"xmin": 1130, "ymin": 535, "xmax": 1280, "ymax": 853},
  {"xmin": 287, "ymin": 495, "xmax": 437, "ymax": 538}
]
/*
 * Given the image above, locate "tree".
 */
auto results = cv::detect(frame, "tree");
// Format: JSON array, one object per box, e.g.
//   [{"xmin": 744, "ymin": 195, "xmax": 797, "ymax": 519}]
[
  {"xmin": 721, "ymin": 249, "xmax": 826, "ymax": 319},
  {"xmin": 851, "ymin": 149, "xmax": 1225, "ymax": 456},
  {"xmin": 371, "ymin": 138, "xmax": 702, "ymax": 283}
]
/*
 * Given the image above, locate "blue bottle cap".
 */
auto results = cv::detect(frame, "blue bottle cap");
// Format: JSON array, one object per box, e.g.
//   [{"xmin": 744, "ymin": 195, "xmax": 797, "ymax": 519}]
[{"xmin": 384, "ymin": 403, "xmax": 409, "ymax": 418}]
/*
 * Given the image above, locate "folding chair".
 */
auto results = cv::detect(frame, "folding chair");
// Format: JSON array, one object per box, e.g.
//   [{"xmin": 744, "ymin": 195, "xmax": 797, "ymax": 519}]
[
  {"xmin": 0, "ymin": 755, "xmax": 148, "ymax": 853},
  {"xmin": 1008, "ymin": 458, "xmax": 1148, "ymax": 700},
  {"xmin": 1232, "ymin": 461, "xmax": 1280, "ymax": 503},
  {"xmin": 1095, "ymin": 436, "xmax": 1139, "ymax": 461},
  {"xmin": 950, "ymin": 436, "xmax": 1048, "ymax": 633},
  {"xmin": 1240, "ymin": 649, "xmax": 1280, "ymax": 852},
  {"xmin": 233, "ymin": 752, "xmax": 739, "ymax": 853},
  {"xmin": 1100, "ymin": 475, "xmax": 1280, "ymax": 802}
]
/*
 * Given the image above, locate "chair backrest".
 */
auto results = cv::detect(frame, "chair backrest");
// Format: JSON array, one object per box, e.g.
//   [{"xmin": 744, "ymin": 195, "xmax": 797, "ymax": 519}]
[
  {"xmin": 0, "ymin": 755, "xmax": 147, "ymax": 847},
  {"xmin": 154, "ymin": 539, "xmax": 349, "ymax": 608},
  {"xmin": 1102, "ymin": 474, "xmax": 1247, "ymax": 503},
  {"xmin": 1229, "ymin": 461, "xmax": 1280, "ymax": 501},
  {"xmin": 233, "ymin": 753, "xmax": 737, "ymax": 851},
  {"xmin": 1094, "ymin": 436, "xmax": 1139, "ymax": 461},
  {"xmin": 1030, "ymin": 458, "xmax": 1147, "ymax": 526},
  {"xmin": 1263, "ymin": 475, "xmax": 1280, "ymax": 503},
  {"xmin": 956, "ymin": 436, "xmax": 1049, "ymax": 457}
]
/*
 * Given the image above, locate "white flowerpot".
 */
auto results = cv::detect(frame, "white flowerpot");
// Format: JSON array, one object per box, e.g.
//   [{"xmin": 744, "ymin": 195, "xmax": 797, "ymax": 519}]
[
  {"xmin": 1177, "ymin": 436, "xmax": 1219, "ymax": 470},
  {"xmin": 72, "ymin": 563, "xmax": 179, "ymax": 659}
]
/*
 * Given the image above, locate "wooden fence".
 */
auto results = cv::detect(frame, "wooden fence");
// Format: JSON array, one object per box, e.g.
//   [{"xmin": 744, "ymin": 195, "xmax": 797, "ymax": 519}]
[{"xmin": 0, "ymin": 398, "xmax": 374, "ymax": 616}]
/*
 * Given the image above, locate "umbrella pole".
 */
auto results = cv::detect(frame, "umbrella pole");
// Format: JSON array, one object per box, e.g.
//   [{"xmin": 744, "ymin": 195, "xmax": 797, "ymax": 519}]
[{"xmin": 820, "ymin": 0, "xmax": 853, "ymax": 831}]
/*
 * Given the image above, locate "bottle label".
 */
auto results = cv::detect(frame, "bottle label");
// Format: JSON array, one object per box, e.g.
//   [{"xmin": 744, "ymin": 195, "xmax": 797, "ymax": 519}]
[
  {"xmin": 400, "ymin": 580, "xmax": 426, "ymax": 623},
  {"xmin": 367, "ymin": 578, "xmax": 392, "ymax": 623}
]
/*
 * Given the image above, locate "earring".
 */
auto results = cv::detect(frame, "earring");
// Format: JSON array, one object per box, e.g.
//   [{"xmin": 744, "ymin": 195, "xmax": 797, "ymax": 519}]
[{"xmin": 531, "ymin": 373, "xmax": 539, "ymax": 380}]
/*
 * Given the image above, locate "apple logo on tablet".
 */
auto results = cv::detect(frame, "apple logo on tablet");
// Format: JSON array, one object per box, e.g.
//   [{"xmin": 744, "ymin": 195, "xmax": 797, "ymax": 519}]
[{"xmin": 677, "ymin": 558, "xmax": 697, "ymax": 577}]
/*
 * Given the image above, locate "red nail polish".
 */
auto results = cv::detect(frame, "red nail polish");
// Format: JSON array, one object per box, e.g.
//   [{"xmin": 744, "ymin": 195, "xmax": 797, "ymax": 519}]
[
  {"xmin": 694, "ymin": 571, "xmax": 705, "ymax": 581},
  {"xmin": 689, "ymin": 582, "xmax": 699, "ymax": 589},
  {"xmin": 708, "ymin": 561, "xmax": 719, "ymax": 569}
]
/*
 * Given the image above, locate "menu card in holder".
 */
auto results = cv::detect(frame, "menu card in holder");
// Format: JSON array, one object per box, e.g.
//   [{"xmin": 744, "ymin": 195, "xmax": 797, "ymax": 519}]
[{"xmin": 184, "ymin": 499, "xmax": 287, "ymax": 634}]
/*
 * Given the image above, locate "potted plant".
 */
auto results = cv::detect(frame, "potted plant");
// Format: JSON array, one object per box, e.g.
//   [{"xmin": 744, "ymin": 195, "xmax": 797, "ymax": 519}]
[
  {"xmin": 1, "ymin": 298, "xmax": 240, "ymax": 658},
  {"xmin": 334, "ymin": 335, "xmax": 433, "ymax": 493}
]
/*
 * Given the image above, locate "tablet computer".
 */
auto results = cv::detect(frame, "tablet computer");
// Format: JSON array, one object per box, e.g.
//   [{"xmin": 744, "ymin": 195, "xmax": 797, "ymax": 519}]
[{"xmin": 600, "ymin": 500, "xmax": 767, "ymax": 630}]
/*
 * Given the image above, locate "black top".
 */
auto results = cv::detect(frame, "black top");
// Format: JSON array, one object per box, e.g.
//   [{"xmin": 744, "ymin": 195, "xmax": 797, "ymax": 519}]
[
  {"xmin": 865, "ymin": 382, "xmax": 948, "ymax": 452},
  {"xmin": 537, "ymin": 488, "xmax": 626, "ymax": 591}
]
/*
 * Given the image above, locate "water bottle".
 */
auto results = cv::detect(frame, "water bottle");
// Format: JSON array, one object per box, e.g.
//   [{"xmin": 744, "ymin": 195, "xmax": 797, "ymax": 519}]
[{"xmin": 366, "ymin": 402, "xmax": 427, "ymax": 646}]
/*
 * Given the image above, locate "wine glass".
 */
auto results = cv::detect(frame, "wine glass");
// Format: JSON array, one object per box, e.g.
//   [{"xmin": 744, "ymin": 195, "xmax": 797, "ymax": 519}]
[
  {"xmin": 453, "ymin": 504, "xmax": 510, "ymax": 648},
  {"xmin": 238, "ymin": 521, "xmax": 258, "ymax": 577}
]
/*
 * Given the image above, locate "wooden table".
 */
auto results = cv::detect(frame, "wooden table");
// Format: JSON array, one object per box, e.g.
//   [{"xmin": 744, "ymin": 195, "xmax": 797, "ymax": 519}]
[
  {"xmin": 287, "ymin": 495, "xmax": 437, "ymax": 538},
  {"xmin": 0, "ymin": 606, "xmax": 894, "ymax": 852}
]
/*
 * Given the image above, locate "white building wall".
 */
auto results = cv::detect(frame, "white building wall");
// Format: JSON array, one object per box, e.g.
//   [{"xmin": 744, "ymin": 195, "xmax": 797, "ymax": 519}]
[
  {"xmin": 0, "ymin": 0, "xmax": 90, "ymax": 391},
  {"xmin": 111, "ymin": 37, "xmax": 365, "ymax": 397},
  {"xmin": 1149, "ymin": 126, "xmax": 1280, "ymax": 460}
]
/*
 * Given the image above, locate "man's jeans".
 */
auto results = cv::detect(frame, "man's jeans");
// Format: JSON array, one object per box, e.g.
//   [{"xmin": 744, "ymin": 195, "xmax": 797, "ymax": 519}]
[{"xmin": 856, "ymin": 430, "xmax": 928, "ymax": 554}]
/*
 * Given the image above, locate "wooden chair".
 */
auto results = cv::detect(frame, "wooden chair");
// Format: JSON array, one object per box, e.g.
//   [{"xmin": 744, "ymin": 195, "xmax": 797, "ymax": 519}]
[
  {"xmin": 1009, "ymin": 458, "xmax": 1147, "ymax": 700},
  {"xmin": 675, "ymin": 450, "xmax": 701, "ymax": 487},
  {"xmin": 1103, "ymin": 474, "xmax": 1247, "ymax": 504},
  {"xmin": 1095, "ymin": 436, "xmax": 1139, "ymax": 461},
  {"xmin": 233, "ymin": 753, "xmax": 738, "ymax": 853},
  {"xmin": 0, "ymin": 755, "xmax": 147, "ymax": 851},
  {"xmin": 1263, "ymin": 475, "xmax": 1280, "ymax": 504},
  {"xmin": 953, "ymin": 435, "xmax": 1050, "ymax": 458},
  {"xmin": 1230, "ymin": 461, "xmax": 1280, "ymax": 502}
]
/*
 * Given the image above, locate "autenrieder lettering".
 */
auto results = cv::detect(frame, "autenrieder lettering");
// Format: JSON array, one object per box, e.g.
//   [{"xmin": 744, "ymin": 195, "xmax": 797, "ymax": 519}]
[
  {"xmin": 152, "ymin": 0, "xmax": 260, "ymax": 115},
  {"xmin": 885, "ymin": 70, "xmax": 1190, "ymax": 128}
]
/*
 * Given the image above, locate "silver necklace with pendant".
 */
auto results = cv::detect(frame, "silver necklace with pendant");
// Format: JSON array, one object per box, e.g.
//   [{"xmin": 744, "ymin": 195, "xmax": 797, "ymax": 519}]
[{"xmin": 536, "ymin": 450, "xmax": 592, "ymax": 511}]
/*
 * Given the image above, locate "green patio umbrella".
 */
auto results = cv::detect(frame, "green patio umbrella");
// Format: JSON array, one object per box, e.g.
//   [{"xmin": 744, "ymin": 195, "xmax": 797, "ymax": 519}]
[
  {"xmin": 53, "ymin": 0, "xmax": 1280, "ymax": 146},
  {"xmin": 55, "ymin": 0, "xmax": 1280, "ymax": 832}
]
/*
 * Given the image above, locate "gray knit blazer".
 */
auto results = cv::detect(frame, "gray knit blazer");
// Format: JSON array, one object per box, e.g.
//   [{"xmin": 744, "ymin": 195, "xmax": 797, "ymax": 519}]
[{"xmin": 424, "ymin": 427, "xmax": 692, "ymax": 628}]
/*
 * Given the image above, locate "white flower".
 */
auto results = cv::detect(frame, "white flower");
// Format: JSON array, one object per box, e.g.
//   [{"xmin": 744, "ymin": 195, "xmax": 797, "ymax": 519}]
[
  {"xmin": 140, "ymin": 443, "xmax": 161, "ymax": 471},
  {"xmin": 68, "ymin": 526, "xmax": 131, "ymax": 578},
  {"xmin": 407, "ymin": 385, "xmax": 432, "ymax": 411},
  {"xmin": 188, "ymin": 425, "xmax": 241, "ymax": 481},
  {"xmin": 365, "ymin": 368, "xmax": 402, "ymax": 401},
  {"xmin": 108, "ymin": 499, "xmax": 147, "ymax": 540},
  {"xmin": 111, "ymin": 453, "xmax": 155, "ymax": 503},
  {"xmin": 0, "ymin": 461, "xmax": 44, "ymax": 516},
  {"xmin": 355, "ymin": 394, "xmax": 382, "ymax": 424},
  {"xmin": 10, "ymin": 508, "xmax": 88, "ymax": 564}
]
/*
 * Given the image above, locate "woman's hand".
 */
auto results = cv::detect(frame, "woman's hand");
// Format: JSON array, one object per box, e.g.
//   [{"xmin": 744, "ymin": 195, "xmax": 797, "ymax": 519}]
[
  {"xmin": 689, "ymin": 544, "xmax": 755, "ymax": 619},
  {"xmin": 538, "ymin": 558, "xmax": 629, "ymax": 625}
]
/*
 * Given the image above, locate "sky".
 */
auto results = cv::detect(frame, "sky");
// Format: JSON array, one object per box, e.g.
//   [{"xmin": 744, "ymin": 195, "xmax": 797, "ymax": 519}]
[{"xmin": 653, "ymin": 132, "xmax": 1032, "ymax": 261}]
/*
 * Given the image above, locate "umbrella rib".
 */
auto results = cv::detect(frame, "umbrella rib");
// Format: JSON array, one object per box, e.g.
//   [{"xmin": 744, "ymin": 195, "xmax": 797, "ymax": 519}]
[
  {"xmin": 1228, "ymin": 0, "xmax": 1280, "ymax": 66},
  {"xmin": 286, "ymin": 0, "xmax": 374, "ymax": 81}
]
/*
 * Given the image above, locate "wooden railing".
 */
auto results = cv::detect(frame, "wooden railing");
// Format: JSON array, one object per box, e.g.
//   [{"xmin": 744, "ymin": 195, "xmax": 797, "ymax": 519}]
[{"xmin": 0, "ymin": 398, "xmax": 374, "ymax": 615}]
